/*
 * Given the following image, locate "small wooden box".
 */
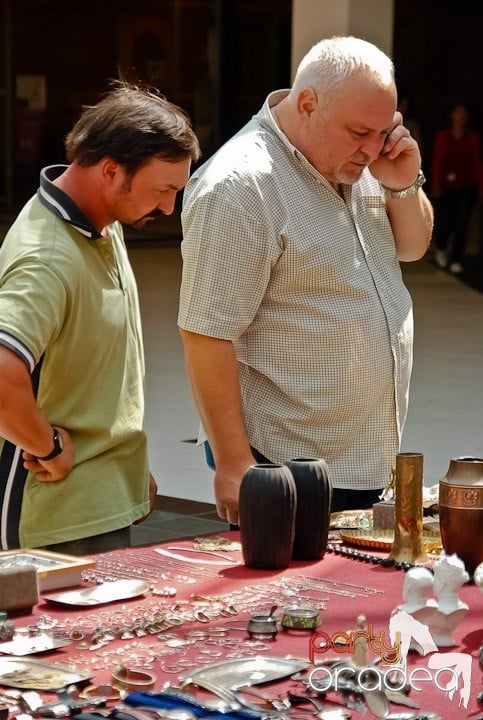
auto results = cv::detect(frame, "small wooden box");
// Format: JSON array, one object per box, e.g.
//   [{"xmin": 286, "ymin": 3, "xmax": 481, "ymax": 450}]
[
  {"xmin": 0, "ymin": 565, "xmax": 39, "ymax": 612},
  {"xmin": 372, "ymin": 500, "xmax": 395, "ymax": 530},
  {"xmin": 0, "ymin": 549, "xmax": 95, "ymax": 592}
]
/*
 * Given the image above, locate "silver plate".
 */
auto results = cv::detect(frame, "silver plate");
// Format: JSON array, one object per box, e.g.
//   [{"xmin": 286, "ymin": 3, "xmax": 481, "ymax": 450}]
[
  {"xmin": 0, "ymin": 636, "xmax": 71, "ymax": 656},
  {"xmin": 180, "ymin": 655, "xmax": 309, "ymax": 690},
  {"xmin": 42, "ymin": 579, "xmax": 149, "ymax": 606},
  {"xmin": 0, "ymin": 657, "xmax": 93, "ymax": 690}
]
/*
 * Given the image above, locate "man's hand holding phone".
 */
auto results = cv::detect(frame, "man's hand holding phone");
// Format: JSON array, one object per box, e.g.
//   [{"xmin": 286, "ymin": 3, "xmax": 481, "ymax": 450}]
[{"xmin": 369, "ymin": 110, "xmax": 422, "ymax": 192}]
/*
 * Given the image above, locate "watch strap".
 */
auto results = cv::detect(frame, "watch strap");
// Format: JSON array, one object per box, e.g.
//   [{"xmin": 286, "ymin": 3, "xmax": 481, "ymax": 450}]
[{"xmin": 37, "ymin": 427, "xmax": 63, "ymax": 461}]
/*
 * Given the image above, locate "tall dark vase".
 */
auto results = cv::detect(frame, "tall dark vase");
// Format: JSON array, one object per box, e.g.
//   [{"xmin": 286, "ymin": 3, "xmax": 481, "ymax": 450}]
[
  {"xmin": 286, "ymin": 458, "xmax": 333, "ymax": 561},
  {"xmin": 239, "ymin": 463, "xmax": 297, "ymax": 570}
]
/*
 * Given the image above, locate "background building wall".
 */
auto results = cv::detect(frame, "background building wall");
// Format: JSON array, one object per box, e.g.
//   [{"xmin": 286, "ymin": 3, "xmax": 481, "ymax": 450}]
[
  {"xmin": 291, "ymin": 0, "xmax": 394, "ymax": 76},
  {"xmin": 0, "ymin": 0, "xmax": 292, "ymax": 207},
  {"xmin": 1, "ymin": 0, "xmax": 482, "ymax": 209}
]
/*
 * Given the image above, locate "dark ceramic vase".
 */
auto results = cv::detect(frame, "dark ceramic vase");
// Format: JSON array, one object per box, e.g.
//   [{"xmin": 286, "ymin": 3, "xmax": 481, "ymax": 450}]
[
  {"xmin": 439, "ymin": 456, "xmax": 483, "ymax": 575},
  {"xmin": 239, "ymin": 463, "xmax": 297, "ymax": 570},
  {"xmin": 285, "ymin": 457, "xmax": 333, "ymax": 561}
]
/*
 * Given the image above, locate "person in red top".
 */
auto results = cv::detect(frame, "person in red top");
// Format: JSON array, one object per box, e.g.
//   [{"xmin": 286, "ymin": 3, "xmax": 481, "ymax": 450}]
[{"xmin": 432, "ymin": 103, "xmax": 481, "ymax": 274}]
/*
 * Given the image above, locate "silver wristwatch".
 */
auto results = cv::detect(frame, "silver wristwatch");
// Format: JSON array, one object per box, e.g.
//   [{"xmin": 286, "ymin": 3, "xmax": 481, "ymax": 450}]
[{"xmin": 382, "ymin": 170, "xmax": 426, "ymax": 200}]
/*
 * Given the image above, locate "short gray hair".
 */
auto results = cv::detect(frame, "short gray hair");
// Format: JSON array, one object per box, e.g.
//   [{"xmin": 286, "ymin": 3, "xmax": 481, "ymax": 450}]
[{"xmin": 291, "ymin": 36, "xmax": 394, "ymax": 101}]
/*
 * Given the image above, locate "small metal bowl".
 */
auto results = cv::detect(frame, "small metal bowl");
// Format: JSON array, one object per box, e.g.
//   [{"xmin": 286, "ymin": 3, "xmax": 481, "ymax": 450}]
[{"xmin": 247, "ymin": 613, "xmax": 278, "ymax": 640}]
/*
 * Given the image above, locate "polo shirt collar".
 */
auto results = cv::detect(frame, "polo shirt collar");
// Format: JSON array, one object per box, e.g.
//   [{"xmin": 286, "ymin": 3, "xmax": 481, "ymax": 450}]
[{"xmin": 37, "ymin": 165, "xmax": 102, "ymax": 239}]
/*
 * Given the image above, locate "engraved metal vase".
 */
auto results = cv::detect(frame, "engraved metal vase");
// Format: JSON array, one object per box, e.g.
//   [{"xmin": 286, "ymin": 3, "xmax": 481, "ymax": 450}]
[
  {"xmin": 389, "ymin": 452, "xmax": 428, "ymax": 565},
  {"xmin": 439, "ymin": 456, "xmax": 483, "ymax": 575}
]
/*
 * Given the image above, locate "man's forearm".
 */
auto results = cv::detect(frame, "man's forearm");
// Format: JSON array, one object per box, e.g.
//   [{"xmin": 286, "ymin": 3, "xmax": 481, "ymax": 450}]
[
  {"xmin": 0, "ymin": 346, "xmax": 58, "ymax": 457},
  {"xmin": 0, "ymin": 346, "xmax": 75, "ymax": 481},
  {"xmin": 387, "ymin": 189, "xmax": 434, "ymax": 262},
  {"xmin": 179, "ymin": 328, "xmax": 254, "ymax": 468},
  {"xmin": 179, "ymin": 328, "xmax": 256, "ymax": 523}
]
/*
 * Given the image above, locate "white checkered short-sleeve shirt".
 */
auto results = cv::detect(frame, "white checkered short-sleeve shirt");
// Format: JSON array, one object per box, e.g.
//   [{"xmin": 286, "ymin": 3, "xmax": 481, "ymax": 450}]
[{"xmin": 179, "ymin": 91, "xmax": 413, "ymax": 490}]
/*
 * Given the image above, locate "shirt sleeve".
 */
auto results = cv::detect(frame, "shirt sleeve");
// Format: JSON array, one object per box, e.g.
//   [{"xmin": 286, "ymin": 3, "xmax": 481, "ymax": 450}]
[
  {"xmin": 0, "ymin": 260, "xmax": 67, "ymax": 369},
  {"xmin": 178, "ymin": 184, "xmax": 283, "ymax": 340}
]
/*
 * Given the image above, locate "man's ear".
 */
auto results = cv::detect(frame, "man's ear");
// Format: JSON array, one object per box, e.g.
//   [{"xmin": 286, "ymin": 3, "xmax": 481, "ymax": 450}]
[
  {"xmin": 100, "ymin": 158, "xmax": 121, "ymax": 184},
  {"xmin": 297, "ymin": 88, "xmax": 318, "ymax": 118}
]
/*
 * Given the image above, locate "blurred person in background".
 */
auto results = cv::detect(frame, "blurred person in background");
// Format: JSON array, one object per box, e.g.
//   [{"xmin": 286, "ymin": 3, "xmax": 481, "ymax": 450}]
[{"xmin": 432, "ymin": 103, "xmax": 481, "ymax": 274}]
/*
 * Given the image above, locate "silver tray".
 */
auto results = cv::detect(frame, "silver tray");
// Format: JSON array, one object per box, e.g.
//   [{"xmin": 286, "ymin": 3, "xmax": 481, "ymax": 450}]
[
  {"xmin": 180, "ymin": 655, "xmax": 309, "ymax": 690},
  {"xmin": 0, "ymin": 636, "xmax": 71, "ymax": 656},
  {"xmin": 43, "ymin": 579, "xmax": 149, "ymax": 606},
  {"xmin": 0, "ymin": 657, "xmax": 93, "ymax": 690}
]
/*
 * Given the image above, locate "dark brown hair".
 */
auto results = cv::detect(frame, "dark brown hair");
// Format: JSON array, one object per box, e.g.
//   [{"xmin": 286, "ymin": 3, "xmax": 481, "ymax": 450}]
[{"xmin": 65, "ymin": 80, "xmax": 200, "ymax": 175}]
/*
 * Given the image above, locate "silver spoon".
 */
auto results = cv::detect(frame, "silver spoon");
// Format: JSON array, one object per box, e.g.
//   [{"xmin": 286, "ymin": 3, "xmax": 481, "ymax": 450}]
[{"xmin": 363, "ymin": 689, "xmax": 390, "ymax": 719}]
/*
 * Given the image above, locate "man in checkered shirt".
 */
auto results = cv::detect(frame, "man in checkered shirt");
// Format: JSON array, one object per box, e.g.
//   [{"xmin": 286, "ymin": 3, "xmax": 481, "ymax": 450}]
[{"xmin": 178, "ymin": 36, "xmax": 433, "ymax": 525}]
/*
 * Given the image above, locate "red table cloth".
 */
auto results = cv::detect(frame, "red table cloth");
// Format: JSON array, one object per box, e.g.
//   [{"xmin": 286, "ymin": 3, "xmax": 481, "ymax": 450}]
[{"xmin": 1, "ymin": 533, "xmax": 482, "ymax": 720}]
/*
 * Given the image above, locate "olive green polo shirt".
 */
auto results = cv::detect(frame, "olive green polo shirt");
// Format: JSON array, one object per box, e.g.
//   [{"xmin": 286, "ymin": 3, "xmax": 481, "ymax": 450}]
[{"xmin": 0, "ymin": 166, "xmax": 150, "ymax": 548}]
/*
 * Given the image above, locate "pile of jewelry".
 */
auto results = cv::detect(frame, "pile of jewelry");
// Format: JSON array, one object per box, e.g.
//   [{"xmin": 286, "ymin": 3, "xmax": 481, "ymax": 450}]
[{"xmin": 274, "ymin": 574, "xmax": 382, "ymax": 600}]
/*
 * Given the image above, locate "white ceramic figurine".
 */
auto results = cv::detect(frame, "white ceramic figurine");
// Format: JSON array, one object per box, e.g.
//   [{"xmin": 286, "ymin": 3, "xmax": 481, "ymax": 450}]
[{"xmin": 428, "ymin": 553, "xmax": 469, "ymax": 646}]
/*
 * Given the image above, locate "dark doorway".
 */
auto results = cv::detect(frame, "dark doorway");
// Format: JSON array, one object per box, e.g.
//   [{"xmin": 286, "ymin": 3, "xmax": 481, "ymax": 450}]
[{"xmin": 0, "ymin": 0, "xmax": 291, "ymax": 210}]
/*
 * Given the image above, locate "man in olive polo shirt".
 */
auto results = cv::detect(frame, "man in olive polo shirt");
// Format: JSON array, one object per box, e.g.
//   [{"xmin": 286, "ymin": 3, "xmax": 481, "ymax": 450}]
[{"xmin": 0, "ymin": 82, "xmax": 200, "ymax": 553}]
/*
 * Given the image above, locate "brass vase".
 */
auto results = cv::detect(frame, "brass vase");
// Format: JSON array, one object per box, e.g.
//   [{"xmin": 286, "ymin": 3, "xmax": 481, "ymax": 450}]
[
  {"xmin": 389, "ymin": 452, "xmax": 428, "ymax": 564},
  {"xmin": 439, "ymin": 456, "xmax": 483, "ymax": 575}
]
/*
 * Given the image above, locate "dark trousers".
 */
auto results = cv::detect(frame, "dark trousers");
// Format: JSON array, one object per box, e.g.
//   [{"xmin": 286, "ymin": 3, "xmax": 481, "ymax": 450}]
[
  {"xmin": 203, "ymin": 441, "xmax": 382, "ymax": 517},
  {"xmin": 434, "ymin": 186, "xmax": 478, "ymax": 263},
  {"xmin": 41, "ymin": 526, "xmax": 131, "ymax": 556}
]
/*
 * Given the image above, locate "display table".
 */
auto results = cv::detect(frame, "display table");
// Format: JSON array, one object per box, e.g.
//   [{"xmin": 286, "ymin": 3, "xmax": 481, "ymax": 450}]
[{"xmin": 1, "ymin": 533, "xmax": 482, "ymax": 720}]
